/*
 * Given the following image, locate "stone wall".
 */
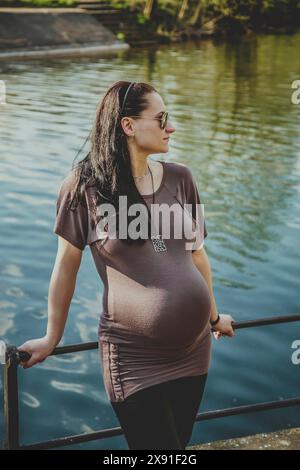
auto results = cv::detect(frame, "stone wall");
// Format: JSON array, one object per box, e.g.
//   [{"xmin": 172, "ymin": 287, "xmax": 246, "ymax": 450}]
[{"xmin": 0, "ymin": 8, "xmax": 128, "ymax": 53}]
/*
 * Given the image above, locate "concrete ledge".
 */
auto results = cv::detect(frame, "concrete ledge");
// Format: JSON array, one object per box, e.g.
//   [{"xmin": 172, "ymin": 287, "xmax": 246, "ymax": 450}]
[
  {"xmin": 187, "ymin": 427, "xmax": 300, "ymax": 450},
  {"xmin": 0, "ymin": 8, "xmax": 130, "ymax": 58},
  {"xmin": 0, "ymin": 41, "xmax": 129, "ymax": 60}
]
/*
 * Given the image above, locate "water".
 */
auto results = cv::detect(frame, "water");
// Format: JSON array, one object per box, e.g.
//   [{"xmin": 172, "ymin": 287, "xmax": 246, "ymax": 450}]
[{"xmin": 0, "ymin": 32, "xmax": 300, "ymax": 450}]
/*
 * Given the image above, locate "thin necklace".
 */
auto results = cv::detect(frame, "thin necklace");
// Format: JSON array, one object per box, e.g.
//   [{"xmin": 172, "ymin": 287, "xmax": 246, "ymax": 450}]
[
  {"xmin": 148, "ymin": 164, "xmax": 167, "ymax": 252},
  {"xmin": 133, "ymin": 165, "xmax": 150, "ymax": 179}
]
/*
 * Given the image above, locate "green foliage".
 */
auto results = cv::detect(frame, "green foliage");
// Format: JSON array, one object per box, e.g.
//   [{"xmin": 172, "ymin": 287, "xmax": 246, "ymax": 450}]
[
  {"xmin": 206, "ymin": 0, "xmax": 300, "ymax": 31},
  {"xmin": 209, "ymin": 0, "xmax": 300, "ymax": 18},
  {"xmin": 116, "ymin": 32, "xmax": 125, "ymax": 40},
  {"xmin": 109, "ymin": 1, "xmax": 130, "ymax": 10},
  {"xmin": 110, "ymin": 0, "xmax": 144, "ymax": 10}
]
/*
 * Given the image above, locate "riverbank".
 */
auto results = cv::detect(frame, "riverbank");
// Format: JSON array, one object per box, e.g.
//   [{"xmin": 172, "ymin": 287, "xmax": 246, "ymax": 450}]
[
  {"xmin": 1, "ymin": 0, "xmax": 300, "ymax": 51},
  {"xmin": 187, "ymin": 427, "xmax": 300, "ymax": 450}
]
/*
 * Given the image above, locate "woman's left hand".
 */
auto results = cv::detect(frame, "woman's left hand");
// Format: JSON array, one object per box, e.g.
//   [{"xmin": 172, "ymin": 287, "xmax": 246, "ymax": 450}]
[{"xmin": 212, "ymin": 314, "xmax": 236, "ymax": 340}]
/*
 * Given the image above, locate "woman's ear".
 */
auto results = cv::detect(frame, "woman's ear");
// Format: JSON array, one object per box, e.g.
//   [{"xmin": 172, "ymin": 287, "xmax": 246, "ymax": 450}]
[{"xmin": 121, "ymin": 117, "xmax": 135, "ymax": 137}]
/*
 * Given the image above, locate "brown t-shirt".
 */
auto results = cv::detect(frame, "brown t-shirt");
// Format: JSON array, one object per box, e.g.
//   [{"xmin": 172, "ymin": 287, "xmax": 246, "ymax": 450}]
[{"xmin": 53, "ymin": 160, "xmax": 211, "ymax": 403}]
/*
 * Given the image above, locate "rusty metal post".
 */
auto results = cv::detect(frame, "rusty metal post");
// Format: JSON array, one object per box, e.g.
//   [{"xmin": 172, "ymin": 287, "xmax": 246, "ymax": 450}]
[
  {"xmin": 1, "ymin": 342, "xmax": 30, "ymax": 450},
  {"xmin": 3, "ymin": 344, "xmax": 20, "ymax": 449}
]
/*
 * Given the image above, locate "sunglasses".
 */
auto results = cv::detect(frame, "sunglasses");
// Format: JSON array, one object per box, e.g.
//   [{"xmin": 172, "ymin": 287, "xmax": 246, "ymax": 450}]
[{"xmin": 129, "ymin": 111, "xmax": 169, "ymax": 130}]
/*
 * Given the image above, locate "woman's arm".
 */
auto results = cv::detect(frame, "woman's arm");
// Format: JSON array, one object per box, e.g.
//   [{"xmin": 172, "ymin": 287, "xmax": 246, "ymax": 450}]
[
  {"xmin": 192, "ymin": 247, "xmax": 218, "ymax": 321},
  {"xmin": 192, "ymin": 247, "xmax": 235, "ymax": 339},
  {"xmin": 18, "ymin": 236, "xmax": 83, "ymax": 368},
  {"xmin": 46, "ymin": 236, "xmax": 83, "ymax": 345}
]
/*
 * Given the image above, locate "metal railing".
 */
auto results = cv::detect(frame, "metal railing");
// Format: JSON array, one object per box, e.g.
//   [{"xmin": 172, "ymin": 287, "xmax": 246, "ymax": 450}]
[{"xmin": 1, "ymin": 313, "xmax": 300, "ymax": 450}]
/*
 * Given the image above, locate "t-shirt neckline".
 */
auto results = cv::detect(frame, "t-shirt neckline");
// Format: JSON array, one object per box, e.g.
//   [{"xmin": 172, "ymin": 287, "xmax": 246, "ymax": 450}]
[{"xmin": 141, "ymin": 160, "xmax": 166, "ymax": 199}]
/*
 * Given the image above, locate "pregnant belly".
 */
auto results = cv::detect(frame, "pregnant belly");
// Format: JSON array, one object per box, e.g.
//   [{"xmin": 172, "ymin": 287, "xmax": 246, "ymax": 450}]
[{"xmin": 107, "ymin": 266, "xmax": 212, "ymax": 349}]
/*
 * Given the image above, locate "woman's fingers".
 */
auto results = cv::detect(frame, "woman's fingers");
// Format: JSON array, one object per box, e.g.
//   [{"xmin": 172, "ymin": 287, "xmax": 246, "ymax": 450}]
[
  {"xmin": 212, "ymin": 315, "xmax": 236, "ymax": 339},
  {"xmin": 17, "ymin": 346, "xmax": 30, "ymax": 368},
  {"xmin": 225, "ymin": 316, "xmax": 236, "ymax": 336},
  {"xmin": 17, "ymin": 337, "xmax": 55, "ymax": 369},
  {"xmin": 19, "ymin": 355, "xmax": 32, "ymax": 369},
  {"xmin": 213, "ymin": 331, "xmax": 222, "ymax": 340},
  {"xmin": 18, "ymin": 346, "xmax": 36, "ymax": 368}
]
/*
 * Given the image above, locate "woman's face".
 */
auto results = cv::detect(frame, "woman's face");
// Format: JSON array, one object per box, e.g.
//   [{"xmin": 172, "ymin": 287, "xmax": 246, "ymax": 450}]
[{"xmin": 122, "ymin": 92, "xmax": 175, "ymax": 155}]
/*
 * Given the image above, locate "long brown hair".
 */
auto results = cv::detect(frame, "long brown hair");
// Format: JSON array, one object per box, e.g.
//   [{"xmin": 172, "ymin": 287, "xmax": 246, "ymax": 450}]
[{"xmin": 72, "ymin": 81, "xmax": 158, "ymax": 246}]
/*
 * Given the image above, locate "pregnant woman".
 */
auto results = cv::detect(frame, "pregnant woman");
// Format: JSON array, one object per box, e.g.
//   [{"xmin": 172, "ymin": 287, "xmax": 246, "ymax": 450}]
[{"xmin": 18, "ymin": 81, "xmax": 235, "ymax": 450}]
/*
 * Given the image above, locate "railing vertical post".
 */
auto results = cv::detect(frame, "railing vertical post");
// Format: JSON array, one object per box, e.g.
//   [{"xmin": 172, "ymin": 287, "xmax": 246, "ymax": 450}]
[{"xmin": 3, "ymin": 345, "xmax": 21, "ymax": 450}]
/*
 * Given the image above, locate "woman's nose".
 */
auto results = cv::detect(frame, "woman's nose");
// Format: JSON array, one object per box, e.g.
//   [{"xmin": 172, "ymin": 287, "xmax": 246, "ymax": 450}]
[{"xmin": 166, "ymin": 120, "xmax": 175, "ymax": 133}]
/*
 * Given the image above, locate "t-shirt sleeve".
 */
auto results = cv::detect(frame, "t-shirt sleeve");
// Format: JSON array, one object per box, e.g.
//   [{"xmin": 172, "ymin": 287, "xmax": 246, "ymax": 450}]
[
  {"xmin": 53, "ymin": 170, "xmax": 89, "ymax": 251},
  {"xmin": 184, "ymin": 167, "xmax": 208, "ymax": 252}
]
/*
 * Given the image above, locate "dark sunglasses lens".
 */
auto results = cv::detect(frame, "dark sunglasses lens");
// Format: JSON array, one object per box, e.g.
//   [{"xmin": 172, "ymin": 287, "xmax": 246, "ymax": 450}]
[{"xmin": 161, "ymin": 113, "xmax": 168, "ymax": 129}]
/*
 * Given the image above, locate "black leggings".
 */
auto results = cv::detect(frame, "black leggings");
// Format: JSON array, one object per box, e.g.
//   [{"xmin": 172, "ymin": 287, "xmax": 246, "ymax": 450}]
[{"xmin": 111, "ymin": 373, "xmax": 208, "ymax": 450}]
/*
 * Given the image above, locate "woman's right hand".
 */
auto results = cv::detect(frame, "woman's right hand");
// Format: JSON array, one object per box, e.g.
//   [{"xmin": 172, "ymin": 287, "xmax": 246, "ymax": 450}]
[
  {"xmin": 212, "ymin": 313, "xmax": 236, "ymax": 340},
  {"xmin": 17, "ymin": 336, "xmax": 57, "ymax": 369}
]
